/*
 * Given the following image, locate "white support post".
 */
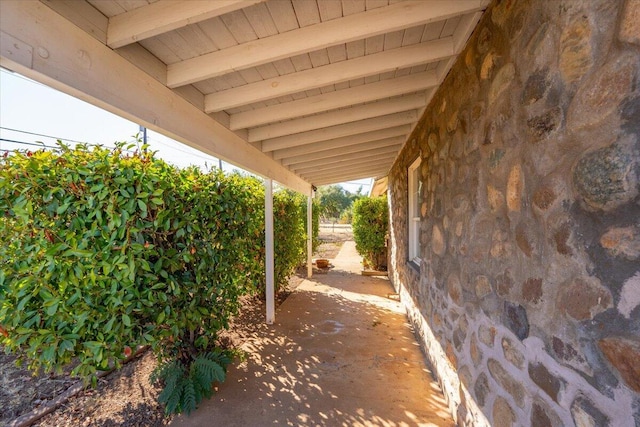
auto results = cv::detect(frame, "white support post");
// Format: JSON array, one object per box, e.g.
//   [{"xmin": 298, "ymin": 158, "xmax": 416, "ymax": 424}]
[
  {"xmin": 265, "ymin": 179, "xmax": 275, "ymax": 324},
  {"xmin": 307, "ymin": 192, "xmax": 313, "ymax": 278}
]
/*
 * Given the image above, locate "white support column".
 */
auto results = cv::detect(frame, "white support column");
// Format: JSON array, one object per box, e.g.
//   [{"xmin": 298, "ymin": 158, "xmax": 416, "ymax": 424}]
[
  {"xmin": 265, "ymin": 179, "xmax": 275, "ymax": 324},
  {"xmin": 307, "ymin": 191, "xmax": 313, "ymax": 278}
]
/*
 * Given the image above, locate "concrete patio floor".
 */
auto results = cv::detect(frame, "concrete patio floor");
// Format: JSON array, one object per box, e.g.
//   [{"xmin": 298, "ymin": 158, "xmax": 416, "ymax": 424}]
[{"xmin": 171, "ymin": 241, "xmax": 454, "ymax": 427}]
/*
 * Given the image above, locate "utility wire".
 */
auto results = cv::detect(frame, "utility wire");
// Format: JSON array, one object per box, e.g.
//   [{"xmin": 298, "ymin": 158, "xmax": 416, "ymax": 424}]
[
  {"xmin": 0, "ymin": 126, "xmax": 90, "ymax": 145},
  {"xmin": 0, "ymin": 137, "xmax": 60, "ymax": 150},
  {"xmin": 0, "ymin": 126, "xmax": 138, "ymax": 149},
  {"xmin": 0, "ymin": 67, "xmax": 51, "ymax": 90}
]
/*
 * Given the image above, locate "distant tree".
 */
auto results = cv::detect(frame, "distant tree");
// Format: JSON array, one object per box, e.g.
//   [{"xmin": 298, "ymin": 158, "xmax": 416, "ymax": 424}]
[{"xmin": 316, "ymin": 185, "xmax": 353, "ymax": 221}]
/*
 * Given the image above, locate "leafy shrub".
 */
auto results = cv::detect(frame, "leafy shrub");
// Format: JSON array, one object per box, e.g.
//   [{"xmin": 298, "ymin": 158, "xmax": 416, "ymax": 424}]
[
  {"xmin": 352, "ymin": 196, "xmax": 389, "ymax": 270},
  {"xmin": 0, "ymin": 143, "xmax": 263, "ymax": 411},
  {"xmin": 0, "ymin": 142, "xmax": 320, "ymax": 414},
  {"xmin": 273, "ymin": 190, "xmax": 306, "ymax": 292},
  {"xmin": 339, "ymin": 207, "xmax": 353, "ymax": 224}
]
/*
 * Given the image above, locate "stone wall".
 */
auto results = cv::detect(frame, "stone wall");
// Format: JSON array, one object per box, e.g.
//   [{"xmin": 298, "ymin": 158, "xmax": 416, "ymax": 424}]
[{"xmin": 387, "ymin": 1, "xmax": 639, "ymax": 426}]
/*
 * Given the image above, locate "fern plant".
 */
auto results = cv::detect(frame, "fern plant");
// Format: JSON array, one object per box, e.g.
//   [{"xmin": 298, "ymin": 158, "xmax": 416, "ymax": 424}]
[{"xmin": 151, "ymin": 349, "xmax": 232, "ymax": 415}]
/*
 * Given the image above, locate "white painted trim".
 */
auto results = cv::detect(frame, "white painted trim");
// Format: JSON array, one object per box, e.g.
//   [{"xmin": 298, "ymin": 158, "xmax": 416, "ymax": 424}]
[
  {"xmin": 265, "ymin": 179, "xmax": 275, "ymax": 325},
  {"xmin": 0, "ymin": 1, "xmax": 310, "ymax": 195},
  {"xmin": 307, "ymin": 193, "xmax": 313, "ymax": 279},
  {"xmin": 408, "ymin": 157, "xmax": 422, "ymax": 263}
]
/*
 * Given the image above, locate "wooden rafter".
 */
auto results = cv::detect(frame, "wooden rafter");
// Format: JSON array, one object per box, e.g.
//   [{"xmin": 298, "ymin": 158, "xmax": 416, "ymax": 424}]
[
  {"xmin": 261, "ymin": 111, "xmax": 417, "ymax": 152},
  {"xmin": 287, "ymin": 145, "xmax": 401, "ymax": 171},
  {"xmin": 167, "ymin": 0, "xmax": 488, "ymax": 87},
  {"xmin": 280, "ymin": 137, "xmax": 405, "ymax": 166},
  {"xmin": 272, "ymin": 126, "xmax": 410, "ymax": 160},
  {"xmin": 229, "ymin": 72, "xmax": 437, "ymax": 129},
  {"xmin": 204, "ymin": 39, "xmax": 453, "ymax": 111},
  {"xmin": 248, "ymin": 94, "xmax": 426, "ymax": 142},
  {"xmin": 107, "ymin": 0, "xmax": 266, "ymax": 49}
]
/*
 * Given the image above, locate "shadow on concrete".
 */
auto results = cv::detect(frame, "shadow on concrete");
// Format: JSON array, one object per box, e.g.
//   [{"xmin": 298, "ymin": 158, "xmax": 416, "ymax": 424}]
[{"xmin": 171, "ymin": 242, "xmax": 454, "ymax": 427}]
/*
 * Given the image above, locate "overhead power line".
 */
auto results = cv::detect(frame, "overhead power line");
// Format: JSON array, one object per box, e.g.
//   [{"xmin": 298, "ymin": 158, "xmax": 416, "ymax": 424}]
[{"xmin": 0, "ymin": 137, "xmax": 60, "ymax": 150}]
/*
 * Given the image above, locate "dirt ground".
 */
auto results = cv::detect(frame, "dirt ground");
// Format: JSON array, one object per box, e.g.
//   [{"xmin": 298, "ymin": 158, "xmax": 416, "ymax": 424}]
[{"xmin": 1, "ymin": 227, "xmax": 353, "ymax": 427}]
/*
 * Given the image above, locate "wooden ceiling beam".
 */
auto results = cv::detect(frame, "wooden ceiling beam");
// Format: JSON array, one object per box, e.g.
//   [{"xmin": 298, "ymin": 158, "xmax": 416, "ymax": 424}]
[
  {"xmin": 262, "ymin": 111, "xmax": 417, "ymax": 152},
  {"xmin": 167, "ymin": 0, "xmax": 487, "ymax": 87},
  {"xmin": 305, "ymin": 166, "xmax": 390, "ymax": 185},
  {"xmin": 204, "ymin": 38, "xmax": 453, "ymax": 112},
  {"xmin": 230, "ymin": 72, "xmax": 436, "ymax": 130},
  {"xmin": 312, "ymin": 171, "xmax": 387, "ymax": 186},
  {"xmin": 107, "ymin": 0, "xmax": 265, "ymax": 49},
  {"xmin": 272, "ymin": 125, "xmax": 409, "ymax": 160},
  {"xmin": 280, "ymin": 137, "xmax": 404, "ymax": 166},
  {"xmin": 296, "ymin": 157, "xmax": 393, "ymax": 176},
  {"xmin": 290, "ymin": 147, "xmax": 400, "ymax": 172},
  {"xmin": 248, "ymin": 94, "xmax": 425, "ymax": 142}
]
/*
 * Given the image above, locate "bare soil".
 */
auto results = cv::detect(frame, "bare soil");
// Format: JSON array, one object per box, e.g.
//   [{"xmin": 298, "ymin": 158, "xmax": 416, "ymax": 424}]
[{"xmin": 0, "ymin": 228, "xmax": 353, "ymax": 427}]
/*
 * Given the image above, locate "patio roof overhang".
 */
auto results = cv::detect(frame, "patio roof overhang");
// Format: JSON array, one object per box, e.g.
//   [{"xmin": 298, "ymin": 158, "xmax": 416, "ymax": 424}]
[{"xmin": 0, "ymin": 0, "xmax": 488, "ymax": 192}]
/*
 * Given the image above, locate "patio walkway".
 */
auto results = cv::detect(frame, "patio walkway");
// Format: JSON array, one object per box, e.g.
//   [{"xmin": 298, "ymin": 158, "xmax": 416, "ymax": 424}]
[{"xmin": 171, "ymin": 241, "xmax": 454, "ymax": 427}]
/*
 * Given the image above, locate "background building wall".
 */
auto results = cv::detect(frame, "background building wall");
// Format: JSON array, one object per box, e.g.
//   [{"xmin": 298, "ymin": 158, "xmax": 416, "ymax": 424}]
[{"xmin": 387, "ymin": 0, "xmax": 639, "ymax": 425}]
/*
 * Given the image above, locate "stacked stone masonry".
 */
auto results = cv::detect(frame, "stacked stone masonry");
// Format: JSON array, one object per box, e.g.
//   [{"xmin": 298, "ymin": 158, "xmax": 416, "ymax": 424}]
[{"xmin": 387, "ymin": 0, "xmax": 640, "ymax": 426}]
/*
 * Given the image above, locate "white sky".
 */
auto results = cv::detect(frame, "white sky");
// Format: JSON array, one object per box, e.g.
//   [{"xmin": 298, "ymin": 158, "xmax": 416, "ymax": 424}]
[{"xmin": 0, "ymin": 68, "xmax": 370, "ymax": 194}]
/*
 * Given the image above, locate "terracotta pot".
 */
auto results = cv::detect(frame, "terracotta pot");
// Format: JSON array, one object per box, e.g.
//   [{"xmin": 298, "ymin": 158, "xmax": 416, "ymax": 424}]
[{"xmin": 316, "ymin": 258, "xmax": 329, "ymax": 268}]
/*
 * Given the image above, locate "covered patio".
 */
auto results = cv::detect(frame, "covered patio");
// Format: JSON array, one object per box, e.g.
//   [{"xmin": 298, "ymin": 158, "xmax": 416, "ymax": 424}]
[
  {"xmin": 8, "ymin": 1, "xmax": 635, "ymax": 426},
  {"xmin": 0, "ymin": 0, "xmax": 488, "ymax": 323},
  {"xmin": 171, "ymin": 241, "xmax": 454, "ymax": 427}
]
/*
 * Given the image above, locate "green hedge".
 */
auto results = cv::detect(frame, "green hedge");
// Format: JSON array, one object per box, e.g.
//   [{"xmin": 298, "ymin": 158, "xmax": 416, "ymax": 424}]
[
  {"xmin": 0, "ymin": 143, "xmax": 316, "ymax": 414},
  {"xmin": 352, "ymin": 196, "xmax": 388, "ymax": 270}
]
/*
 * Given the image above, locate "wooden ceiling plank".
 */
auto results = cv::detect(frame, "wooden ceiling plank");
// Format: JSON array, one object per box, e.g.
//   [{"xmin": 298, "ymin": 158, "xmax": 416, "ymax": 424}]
[
  {"xmin": 261, "ymin": 110, "xmax": 417, "ymax": 152},
  {"xmin": 296, "ymin": 156, "xmax": 393, "ymax": 175},
  {"xmin": 280, "ymin": 136, "xmax": 404, "ymax": 165},
  {"xmin": 230, "ymin": 70, "xmax": 436, "ymax": 129},
  {"xmin": 266, "ymin": 0, "xmax": 299, "ymax": 33},
  {"xmin": 317, "ymin": 0, "xmax": 344, "ymax": 21},
  {"xmin": 248, "ymin": 93, "xmax": 425, "ymax": 142},
  {"xmin": 220, "ymin": 9, "xmax": 258, "ymax": 44},
  {"xmin": 310, "ymin": 163, "xmax": 389, "ymax": 179},
  {"xmin": 272, "ymin": 125, "xmax": 409, "ymax": 160},
  {"xmin": 341, "ymin": 0, "xmax": 366, "ymax": 16},
  {"xmin": 305, "ymin": 165, "xmax": 390, "ymax": 183},
  {"xmin": 311, "ymin": 169, "xmax": 387, "ymax": 186},
  {"xmin": 205, "ymin": 38, "xmax": 453, "ymax": 111},
  {"xmin": 107, "ymin": 0, "xmax": 265, "ymax": 48},
  {"xmin": 290, "ymin": 146, "xmax": 400, "ymax": 171},
  {"xmin": 168, "ymin": 0, "xmax": 487, "ymax": 87},
  {"xmin": 291, "ymin": 0, "xmax": 321, "ymax": 27},
  {"xmin": 306, "ymin": 163, "xmax": 390, "ymax": 180},
  {"xmin": 243, "ymin": 2, "xmax": 279, "ymax": 38}
]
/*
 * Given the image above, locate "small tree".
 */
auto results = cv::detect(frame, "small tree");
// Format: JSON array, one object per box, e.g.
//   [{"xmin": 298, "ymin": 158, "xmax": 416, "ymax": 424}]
[
  {"xmin": 352, "ymin": 196, "xmax": 388, "ymax": 270},
  {"xmin": 316, "ymin": 185, "xmax": 352, "ymax": 221}
]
